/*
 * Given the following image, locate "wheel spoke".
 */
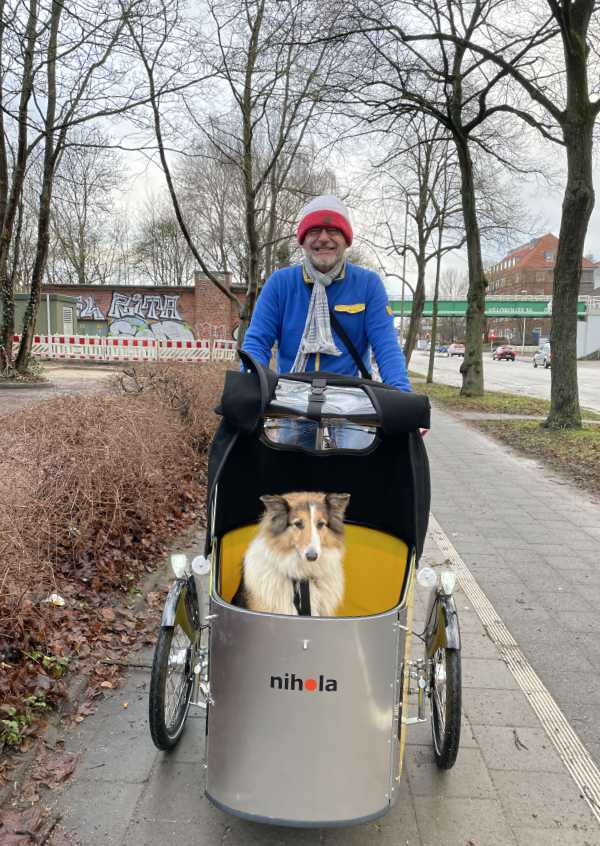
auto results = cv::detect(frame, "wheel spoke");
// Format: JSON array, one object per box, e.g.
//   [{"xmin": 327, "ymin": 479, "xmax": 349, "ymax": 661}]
[
  {"xmin": 164, "ymin": 627, "xmax": 191, "ymax": 731},
  {"xmin": 430, "ymin": 646, "xmax": 461, "ymax": 769}
]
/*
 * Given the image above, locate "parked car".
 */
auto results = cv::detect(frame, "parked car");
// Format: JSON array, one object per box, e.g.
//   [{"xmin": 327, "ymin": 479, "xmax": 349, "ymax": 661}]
[
  {"xmin": 447, "ymin": 343, "xmax": 465, "ymax": 357},
  {"xmin": 533, "ymin": 342, "xmax": 551, "ymax": 369},
  {"xmin": 492, "ymin": 344, "xmax": 516, "ymax": 361},
  {"xmin": 436, "ymin": 343, "xmax": 448, "ymax": 354}
]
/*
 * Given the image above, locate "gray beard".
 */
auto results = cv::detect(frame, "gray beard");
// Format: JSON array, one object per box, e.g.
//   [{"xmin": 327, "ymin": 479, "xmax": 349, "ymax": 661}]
[{"xmin": 302, "ymin": 254, "xmax": 344, "ymax": 286}]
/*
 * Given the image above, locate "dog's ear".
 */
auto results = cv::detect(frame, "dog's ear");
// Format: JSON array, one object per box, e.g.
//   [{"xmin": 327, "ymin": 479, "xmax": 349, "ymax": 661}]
[
  {"xmin": 260, "ymin": 495, "xmax": 289, "ymax": 534},
  {"xmin": 325, "ymin": 493, "xmax": 350, "ymax": 534}
]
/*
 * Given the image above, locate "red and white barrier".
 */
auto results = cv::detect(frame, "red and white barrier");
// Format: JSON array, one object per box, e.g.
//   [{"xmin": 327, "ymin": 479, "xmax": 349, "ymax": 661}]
[
  {"xmin": 11, "ymin": 334, "xmax": 221, "ymax": 363},
  {"xmin": 159, "ymin": 338, "xmax": 211, "ymax": 362},
  {"xmin": 211, "ymin": 339, "xmax": 237, "ymax": 361},
  {"xmin": 103, "ymin": 336, "xmax": 159, "ymax": 362}
]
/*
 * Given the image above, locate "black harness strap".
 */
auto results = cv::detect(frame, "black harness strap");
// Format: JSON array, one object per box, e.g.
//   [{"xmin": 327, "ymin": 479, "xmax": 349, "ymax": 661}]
[
  {"xmin": 329, "ymin": 310, "xmax": 372, "ymax": 379},
  {"xmin": 293, "ymin": 579, "xmax": 312, "ymax": 615},
  {"xmin": 307, "ymin": 377, "xmax": 327, "ymax": 419}
]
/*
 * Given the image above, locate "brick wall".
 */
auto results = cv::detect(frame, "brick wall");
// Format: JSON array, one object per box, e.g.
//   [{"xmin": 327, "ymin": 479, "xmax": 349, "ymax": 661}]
[
  {"xmin": 193, "ymin": 271, "xmax": 246, "ymax": 338},
  {"xmin": 44, "ymin": 273, "xmax": 246, "ymax": 340}
]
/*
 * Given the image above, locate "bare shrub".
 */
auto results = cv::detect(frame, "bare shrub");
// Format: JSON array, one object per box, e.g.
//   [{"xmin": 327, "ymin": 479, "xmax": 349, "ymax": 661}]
[
  {"xmin": 0, "ymin": 361, "xmax": 228, "ymax": 684},
  {"xmin": 115, "ymin": 361, "xmax": 229, "ymax": 451}
]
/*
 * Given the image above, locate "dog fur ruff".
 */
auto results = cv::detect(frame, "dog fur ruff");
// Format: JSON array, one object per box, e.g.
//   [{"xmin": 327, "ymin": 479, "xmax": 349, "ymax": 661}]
[{"xmin": 233, "ymin": 492, "xmax": 350, "ymax": 616}]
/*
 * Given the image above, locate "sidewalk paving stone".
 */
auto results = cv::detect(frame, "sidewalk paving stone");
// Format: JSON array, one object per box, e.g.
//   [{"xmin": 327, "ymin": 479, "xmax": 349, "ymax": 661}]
[
  {"xmin": 462, "ymin": 688, "xmax": 541, "ymax": 728},
  {"xmin": 461, "ymin": 657, "xmax": 521, "ymax": 690},
  {"xmin": 471, "ymin": 725, "xmax": 565, "ymax": 772},
  {"xmin": 513, "ymin": 829, "xmax": 600, "ymax": 846},
  {"xmin": 491, "ymin": 770, "xmax": 599, "ymax": 829},
  {"xmin": 58, "ymin": 780, "xmax": 146, "ymax": 845},
  {"xmin": 405, "ymin": 745, "xmax": 496, "ymax": 798},
  {"xmin": 413, "ymin": 797, "xmax": 519, "ymax": 846}
]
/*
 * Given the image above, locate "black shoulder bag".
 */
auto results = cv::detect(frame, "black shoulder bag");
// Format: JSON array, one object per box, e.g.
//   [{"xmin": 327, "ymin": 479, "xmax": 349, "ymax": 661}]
[{"xmin": 329, "ymin": 309, "xmax": 372, "ymax": 380}]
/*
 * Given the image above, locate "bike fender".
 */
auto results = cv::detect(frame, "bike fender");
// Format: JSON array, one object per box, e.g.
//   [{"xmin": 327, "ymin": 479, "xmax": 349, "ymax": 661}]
[
  {"xmin": 161, "ymin": 578, "xmax": 198, "ymax": 639},
  {"xmin": 424, "ymin": 592, "xmax": 461, "ymax": 657}
]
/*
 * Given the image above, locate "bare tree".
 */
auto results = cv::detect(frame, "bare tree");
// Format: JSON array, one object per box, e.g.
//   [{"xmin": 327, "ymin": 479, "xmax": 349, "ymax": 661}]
[
  {"xmin": 430, "ymin": 0, "xmax": 600, "ymax": 428},
  {"xmin": 134, "ymin": 194, "xmax": 196, "ymax": 286},
  {"xmin": 176, "ymin": 133, "xmax": 338, "ymax": 287},
  {"xmin": 48, "ymin": 131, "xmax": 124, "ymax": 286},
  {"xmin": 339, "ymin": 0, "xmax": 551, "ymax": 396},
  {"xmin": 0, "ymin": 0, "xmax": 38, "ymax": 370},
  {"xmin": 129, "ymin": 0, "xmax": 342, "ymax": 341},
  {"xmin": 378, "ymin": 121, "xmax": 465, "ymax": 365},
  {"xmin": 0, "ymin": 0, "xmax": 184, "ymax": 373}
]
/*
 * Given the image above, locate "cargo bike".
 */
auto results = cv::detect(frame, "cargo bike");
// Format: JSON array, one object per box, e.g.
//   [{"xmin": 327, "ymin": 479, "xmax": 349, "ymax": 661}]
[{"xmin": 148, "ymin": 352, "xmax": 462, "ymax": 827}]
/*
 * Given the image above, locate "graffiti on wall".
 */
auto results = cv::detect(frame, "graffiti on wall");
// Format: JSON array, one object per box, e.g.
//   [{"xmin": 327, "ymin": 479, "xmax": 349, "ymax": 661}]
[
  {"xmin": 75, "ymin": 291, "xmax": 195, "ymax": 340},
  {"xmin": 107, "ymin": 292, "xmax": 194, "ymax": 340},
  {"xmin": 76, "ymin": 295, "xmax": 104, "ymax": 320}
]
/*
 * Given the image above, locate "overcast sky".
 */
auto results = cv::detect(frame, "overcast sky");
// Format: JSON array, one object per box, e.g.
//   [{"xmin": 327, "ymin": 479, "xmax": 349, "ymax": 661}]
[{"xmin": 121, "ymin": 124, "xmax": 600, "ymax": 301}]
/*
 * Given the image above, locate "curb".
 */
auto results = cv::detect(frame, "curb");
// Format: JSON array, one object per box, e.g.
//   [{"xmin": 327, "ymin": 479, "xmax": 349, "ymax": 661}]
[{"xmin": 0, "ymin": 380, "xmax": 53, "ymax": 391}]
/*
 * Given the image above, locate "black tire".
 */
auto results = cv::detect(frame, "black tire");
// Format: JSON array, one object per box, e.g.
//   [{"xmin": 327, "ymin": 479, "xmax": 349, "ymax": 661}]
[
  {"xmin": 533, "ymin": 359, "xmax": 538, "ymax": 368},
  {"xmin": 430, "ymin": 647, "xmax": 461, "ymax": 769},
  {"xmin": 149, "ymin": 625, "xmax": 194, "ymax": 750},
  {"xmin": 544, "ymin": 359, "xmax": 550, "ymax": 369}
]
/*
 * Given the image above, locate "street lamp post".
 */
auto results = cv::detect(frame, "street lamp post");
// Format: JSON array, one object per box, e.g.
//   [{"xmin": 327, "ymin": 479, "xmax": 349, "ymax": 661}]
[
  {"xmin": 400, "ymin": 197, "xmax": 409, "ymax": 344},
  {"xmin": 521, "ymin": 290, "xmax": 527, "ymax": 354},
  {"xmin": 383, "ymin": 272, "xmax": 415, "ymax": 344}
]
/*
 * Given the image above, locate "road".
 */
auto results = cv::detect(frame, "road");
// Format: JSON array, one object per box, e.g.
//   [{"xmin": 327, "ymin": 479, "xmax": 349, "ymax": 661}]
[
  {"xmin": 409, "ymin": 351, "xmax": 600, "ymax": 413},
  {"xmin": 0, "ymin": 362, "xmax": 117, "ymax": 416}
]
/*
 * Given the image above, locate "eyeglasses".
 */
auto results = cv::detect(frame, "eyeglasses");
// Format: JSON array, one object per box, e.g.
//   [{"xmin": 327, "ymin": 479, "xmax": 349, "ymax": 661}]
[{"xmin": 304, "ymin": 226, "xmax": 344, "ymax": 239}]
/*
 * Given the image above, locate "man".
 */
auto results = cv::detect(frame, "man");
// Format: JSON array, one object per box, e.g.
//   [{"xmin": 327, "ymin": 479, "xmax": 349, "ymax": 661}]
[{"xmin": 242, "ymin": 194, "xmax": 411, "ymax": 392}]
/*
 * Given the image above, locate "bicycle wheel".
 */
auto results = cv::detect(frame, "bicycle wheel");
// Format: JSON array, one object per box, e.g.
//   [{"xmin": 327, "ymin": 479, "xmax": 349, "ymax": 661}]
[
  {"xmin": 149, "ymin": 624, "xmax": 194, "ymax": 750},
  {"xmin": 430, "ymin": 646, "xmax": 461, "ymax": 769}
]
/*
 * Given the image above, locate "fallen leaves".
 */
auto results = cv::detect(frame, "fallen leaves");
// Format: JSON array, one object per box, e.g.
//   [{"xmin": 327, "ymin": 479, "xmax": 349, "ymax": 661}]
[
  {"xmin": 0, "ymin": 806, "xmax": 66, "ymax": 845},
  {"xmin": 30, "ymin": 743, "xmax": 78, "ymax": 789},
  {"xmin": 99, "ymin": 608, "xmax": 115, "ymax": 623}
]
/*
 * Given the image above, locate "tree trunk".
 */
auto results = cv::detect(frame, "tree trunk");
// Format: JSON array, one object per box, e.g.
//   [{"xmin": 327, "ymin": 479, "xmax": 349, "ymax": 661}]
[
  {"xmin": 0, "ymin": 0, "xmax": 38, "ymax": 371},
  {"xmin": 544, "ymin": 0, "xmax": 596, "ymax": 429},
  {"xmin": 455, "ymin": 136, "xmax": 485, "ymax": 396},
  {"xmin": 545, "ymin": 120, "xmax": 593, "ymax": 428},
  {"xmin": 237, "ymin": 1, "xmax": 264, "ymax": 344},
  {"xmin": 16, "ymin": 0, "xmax": 61, "ymax": 373},
  {"xmin": 403, "ymin": 253, "xmax": 426, "ymax": 367},
  {"xmin": 427, "ymin": 219, "xmax": 444, "ymax": 384}
]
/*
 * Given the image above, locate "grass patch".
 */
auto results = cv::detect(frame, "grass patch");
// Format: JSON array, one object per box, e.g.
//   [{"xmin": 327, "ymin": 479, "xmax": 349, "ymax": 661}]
[
  {"xmin": 410, "ymin": 377, "xmax": 551, "ymax": 415},
  {"xmin": 472, "ymin": 420, "xmax": 600, "ymax": 499},
  {"xmin": 411, "ymin": 375, "xmax": 600, "ymax": 420}
]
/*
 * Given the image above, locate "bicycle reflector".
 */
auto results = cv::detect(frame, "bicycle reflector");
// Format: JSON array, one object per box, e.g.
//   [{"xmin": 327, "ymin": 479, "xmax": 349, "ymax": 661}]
[
  {"xmin": 439, "ymin": 570, "xmax": 457, "ymax": 596},
  {"xmin": 416, "ymin": 567, "xmax": 437, "ymax": 589}
]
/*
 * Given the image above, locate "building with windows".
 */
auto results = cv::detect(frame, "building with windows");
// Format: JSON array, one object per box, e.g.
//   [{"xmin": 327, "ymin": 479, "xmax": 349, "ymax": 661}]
[
  {"xmin": 486, "ymin": 234, "xmax": 598, "ymax": 346},
  {"xmin": 487, "ymin": 233, "xmax": 597, "ymax": 296}
]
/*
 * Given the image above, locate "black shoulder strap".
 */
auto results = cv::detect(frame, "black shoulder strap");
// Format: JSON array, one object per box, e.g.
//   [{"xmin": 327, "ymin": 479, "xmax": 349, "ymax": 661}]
[
  {"xmin": 293, "ymin": 579, "xmax": 312, "ymax": 615},
  {"xmin": 329, "ymin": 309, "xmax": 372, "ymax": 380}
]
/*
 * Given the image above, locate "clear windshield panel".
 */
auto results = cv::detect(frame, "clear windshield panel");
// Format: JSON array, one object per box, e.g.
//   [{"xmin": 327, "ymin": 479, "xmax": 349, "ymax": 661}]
[
  {"xmin": 263, "ymin": 416, "xmax": 376, "ymax": 451},
  {"xmin": 269, "ymin": 380, "xmax": 377, "ymax": 420}
]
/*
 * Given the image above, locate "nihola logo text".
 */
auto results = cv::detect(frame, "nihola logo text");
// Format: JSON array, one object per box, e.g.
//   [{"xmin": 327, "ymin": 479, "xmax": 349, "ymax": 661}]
[{"xmin": 270, "ymin": 672, "xmax": 338, "ymax": 693}]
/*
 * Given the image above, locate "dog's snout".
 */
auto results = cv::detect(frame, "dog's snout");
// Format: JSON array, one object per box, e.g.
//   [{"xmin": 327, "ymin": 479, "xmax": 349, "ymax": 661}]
[{"xmin": 305, "ymin": 548, "xmax": 318, "ymax": 562}]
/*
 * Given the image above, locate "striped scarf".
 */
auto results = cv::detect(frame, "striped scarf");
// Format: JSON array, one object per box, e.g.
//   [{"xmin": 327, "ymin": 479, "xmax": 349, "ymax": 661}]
[{"xmin": 292, "ymin": 257, "xmax": 344, "ymax": 372}]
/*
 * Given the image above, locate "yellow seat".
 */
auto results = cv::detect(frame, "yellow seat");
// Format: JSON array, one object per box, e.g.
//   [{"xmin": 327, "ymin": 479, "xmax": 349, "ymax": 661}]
[{"xmin": 218, "ymin": 524, "xmax": 410, "ymax": 617}]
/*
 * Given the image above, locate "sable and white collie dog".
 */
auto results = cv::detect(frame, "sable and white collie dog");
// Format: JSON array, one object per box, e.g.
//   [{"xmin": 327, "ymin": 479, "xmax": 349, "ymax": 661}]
[{"xmin": 233, "ymin": 492, "xmax": 350, "ymax": 616}]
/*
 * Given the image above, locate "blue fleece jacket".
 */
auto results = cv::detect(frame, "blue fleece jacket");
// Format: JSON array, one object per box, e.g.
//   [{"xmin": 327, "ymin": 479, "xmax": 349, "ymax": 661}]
[{"xmin": 242, "ymin": 262, "xmax": 411, "ymax": 391}]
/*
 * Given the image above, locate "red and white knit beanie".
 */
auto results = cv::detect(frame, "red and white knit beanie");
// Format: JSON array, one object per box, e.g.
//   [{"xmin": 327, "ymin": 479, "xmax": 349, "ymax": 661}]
[{"xmin": 297, "ymin": 195, "xmax": 353, "ymax": 246}]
